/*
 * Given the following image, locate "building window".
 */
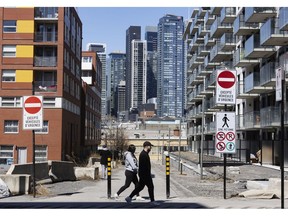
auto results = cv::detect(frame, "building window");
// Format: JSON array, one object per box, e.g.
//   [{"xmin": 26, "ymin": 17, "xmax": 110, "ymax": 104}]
[
  {"xmin": 1, "ymin": 97, "xmax": 21, "ymax": 107},
  {"xmin": 3, "ymin": 20, "xmax": 16, "ymax": 33},
  {"xmin": 2, "ymin": 70, "xmax": 16, "ymax": 82},
  {"xmin": 4, "ymin": 120, "xmax": 19, "ymax": 133},
  {"xmin": 82, "ymin": 56, "xmax": 92, "ymax": 62},
  {"xmin": 2, "ymin": 45, "xmax": 16, "ymax": 57},
  {"xmin": 0, "ymin": 145, "xmax": 14, "ymax": 165},
  {"xmin": 43, "ymin": 97, "xmax": 56, "ymax": 107},
  {"xmin": 35, "ymin": 121, "xmax": 49, "ymax": 134},
  {"xmin": 35, "ymin": 145, "xmax": 47, "ymax": 162}
]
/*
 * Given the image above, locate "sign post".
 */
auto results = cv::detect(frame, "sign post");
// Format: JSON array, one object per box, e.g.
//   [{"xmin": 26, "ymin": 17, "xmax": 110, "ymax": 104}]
[
  {"xmin": 23, "ymin": 95, "xmax": 43, "ymax": 198},
  {"xmin": 275, "ymin": 67, "xmax": 285, "ymax": 209},
  {"xmin": 216, "ymin": 69, "xmax": 236, "ymax": 199}
]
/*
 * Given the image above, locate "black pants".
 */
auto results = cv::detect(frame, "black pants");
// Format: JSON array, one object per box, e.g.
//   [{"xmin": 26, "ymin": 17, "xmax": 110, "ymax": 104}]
[
  {"xmin": 128, "ymin": 175, "xmax": 154, "ymax": 202},
  {"xmin": 117, "ymin": 170, "xmax": 139, "ymax": 196}
]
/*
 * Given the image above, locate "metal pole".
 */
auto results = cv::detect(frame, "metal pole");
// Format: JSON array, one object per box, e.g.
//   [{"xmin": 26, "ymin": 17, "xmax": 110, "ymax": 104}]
[
  {"xmin": 200, "ymin": 96, "xmax": 205, "ymax": 179},
  {"xmin": 280, "ymin": 75, "xmax": 285, "ymax": 209},
  {"xmin": 32, "ymin": 129, "xmax": 36, "ymax": 198},
  {"xmin": 224, "ymin": 104, "xmax": 227, "ymax": 199},
  {"xmin": 166, "ymin": 156, "xmax": 170, "ymax": 199},
  {"xmin": 158, "ymin": 122, "xmax": 160, "ymax": 161},
  {"xmin": 168, "ymin": 128, "xmax": 171, "ymax": 155},
  {"xmin": 107, "ymin": 157, "xmax": 111, "ymax": 198},
  {"xmin": 178, "ymin": 118, "xmax": 181, "ymax": 171}
]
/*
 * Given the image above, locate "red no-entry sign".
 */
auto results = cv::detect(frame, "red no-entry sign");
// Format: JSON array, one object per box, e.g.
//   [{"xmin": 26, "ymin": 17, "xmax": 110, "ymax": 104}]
[
  {"xmin": 24, "ymin": 96, "xmax": 42, "ymax": 114},
  {"xmin": 23, "ymin": 96, "xmax": 43, "ymax": 130},
  {"xmin": 217, "ymin": 70, "xmax": 236, "ymax": 89}
]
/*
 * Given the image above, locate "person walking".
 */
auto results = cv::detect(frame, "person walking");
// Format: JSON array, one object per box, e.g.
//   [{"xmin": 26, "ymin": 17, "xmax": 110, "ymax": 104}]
[
  {"xmin": 125, "ymin": 141, "xmax": 159, "ymax": 206},
  {"xmin": 114, "ymin": 144, "xmax": 144, "ymax": 201},
  {"xmin": 99, "ymin": 145, "xmax": 112, "ymax": 179}
]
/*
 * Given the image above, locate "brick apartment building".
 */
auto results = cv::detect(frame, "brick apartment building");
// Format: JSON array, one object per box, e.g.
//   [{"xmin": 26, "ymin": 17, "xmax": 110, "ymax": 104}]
[{"xmin": 0, "ymin": 7, "xmax": 88, "ymax": 164}]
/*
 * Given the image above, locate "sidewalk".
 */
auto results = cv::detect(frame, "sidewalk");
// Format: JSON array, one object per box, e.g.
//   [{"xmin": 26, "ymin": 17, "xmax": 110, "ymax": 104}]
[{"xmin": 1, "ymin": 160, "xmax": 288, "ymax": 209}]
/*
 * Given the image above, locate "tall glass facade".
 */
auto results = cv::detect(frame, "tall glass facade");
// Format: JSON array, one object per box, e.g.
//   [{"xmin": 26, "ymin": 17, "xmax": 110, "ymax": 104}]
[{"xmin": 157, "ymin": 15, "xmax": 185, "ymax": 117}]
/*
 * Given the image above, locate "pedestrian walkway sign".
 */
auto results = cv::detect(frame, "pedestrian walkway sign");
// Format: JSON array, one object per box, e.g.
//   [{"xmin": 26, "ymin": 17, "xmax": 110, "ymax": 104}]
[{"xmin": 215, "ymin": 112, "xmax": 236, "ymax": 153}]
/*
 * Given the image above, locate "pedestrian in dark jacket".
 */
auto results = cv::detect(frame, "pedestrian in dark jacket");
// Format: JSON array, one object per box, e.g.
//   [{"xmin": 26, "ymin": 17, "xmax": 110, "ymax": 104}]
[
  {"xmin": 125, "ymin": 141, "xmax": 159, "ymax": 206},
  {"xmin": 99, "ymin": 145, "xmax": 112, "ymax": 179},
  {"xmin": 114, "ymin": 144, "xmax": 144, "ymax": 201}
]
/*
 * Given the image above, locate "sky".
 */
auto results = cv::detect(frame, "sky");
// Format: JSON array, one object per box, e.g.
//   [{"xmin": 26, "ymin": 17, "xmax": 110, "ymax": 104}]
[{"xmin": 77, "ymin": 7, "xmax": 192, "ymax": 55}]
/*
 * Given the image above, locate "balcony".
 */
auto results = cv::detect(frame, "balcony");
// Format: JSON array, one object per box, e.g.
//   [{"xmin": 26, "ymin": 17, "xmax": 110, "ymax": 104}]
[
  {"xmin": 260, "ymin": 62, "xmax": 276, "ymax": 87},
  {"xmin": 233, "ymin": 48, "xmax": 260, "ymax": 67},
  {"xmin": 209, "ymin": 40, "xmax": 233, "ymax": 63},
  {"xmin": 244, "ymin": 72, "xmax": 273, "ymax": 94},
  {"xmin": 237, "ymin": 79, "xmax": 259, "ymax": 99},
  {"xmin": 204, "ymin": 34, "xmax": 216, "ymax": 47},
  {"xmin": 210, "ymin": 7, "xmax": 222, "ymax": 15},
  {"xmin": 260, "ymin": 106, "xmax": 280, "ymax": 128},
  {"xmin": 189, "ymin": 55, "xmax": 203, "ymax": 70},
  {"xmin": 220, "ymin": 7, "xmax": 236, "ymax": 24},
  {"xmin": 245, "ymin": 7, "xmax": 277, "ymax": 23},
  {"xmin": 190, "ymin": 21, "xmax": 199, "ymax": 37},
  {"xmin": 204, "ymin": 12, "xmax": 216, "ymax": 25},
  {"xmin": 193, "ymin": 32, "xmax": 205, "ymax": 44},
  {"xmin": 260, "ymin": 18, "xmax": 288, "ymax": 46},
  {"xmin": 197, "ymin": 45, "xmax": 210, "ymax": 57},
  {"xmin": 198, "ymin": 7, "xmax": 209, "ymax": 18},
  {"xmin": 34, "ymin": 32, "xmax": 58, "ymax": 42},
  {"xmin": 198, "ymin": 24, "xmax": 210, "ymax": 37},
  {"xmin": 210, "ymin": 17, "xmax": 233, "ymax": 38},
  {"xmin": 204, "ymin": 55, "xmax": 221, "ymax": 69},
  {"xmin": 35, "ymin": 7, "xmax": 58, "ymax": 19},
  {"xmin": 34, "ymin": 56, "xmax": 57, "ymax": 67},
  {"xmin": 279, "ymin": 7, "xmax": 288, "ymax": 31},
  {"xmin": 233, "ymin": 14, "xmax": 260, "ymax": 36},
  {"xmin": 198, "ymin": 64, "xmax": 212, "ymax": 76},
  {"xmin": 245, "ymin": 34, "xmax": 276, "ymax": 59},
  {"xmin": 34, "ymin": 81, "xmax": 57, "ymax": 92},
  {"xmin": 191, "ymin": 8, "xmax": 199, "ymax": 18},
  {"xmin": 243, "ymin": 111, "xmax": 261, "ymax": 129},
  {"xmin": 188, "ymin": 41, "xmax": 199, "ymax": 54}
]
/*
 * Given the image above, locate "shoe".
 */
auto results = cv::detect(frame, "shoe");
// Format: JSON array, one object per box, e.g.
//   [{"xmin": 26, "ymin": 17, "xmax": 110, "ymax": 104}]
[
  {"xmin": 114, "ymin": 193, "xmax": 119, "ymax": 199},
  {"xmin": 125, "ymin": 196, "xmax": 132, "ymax": 203},
  {"xmin": 150, "ymin": 201, "xmax": 160, "ymax": 206},
  {"xmin": 136, "ymin": 196, "xmax": 145, "ymax": 201}
]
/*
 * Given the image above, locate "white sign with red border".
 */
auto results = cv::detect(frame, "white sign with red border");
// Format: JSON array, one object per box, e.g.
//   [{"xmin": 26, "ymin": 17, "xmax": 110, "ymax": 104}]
[
  {"xmin": 23, "ymin": 96, "xmax": 43, "ymax": 130},
  {"xmin": 215, "ymin": 112, "xmax": 236, "ymax": 154},
  {"xmin": 216, "ymin": 70, "xmax": 236, "ymax": 105}
]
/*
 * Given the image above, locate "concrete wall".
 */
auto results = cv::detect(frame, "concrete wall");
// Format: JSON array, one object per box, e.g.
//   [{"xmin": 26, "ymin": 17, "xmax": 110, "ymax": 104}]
[
  {"xmin": 48, "ymin": 160, "xmax": 76, "ymax": 182},
  {"xmin": 0, "ymin": 174, "xmax": 31, "ymax": 195}
]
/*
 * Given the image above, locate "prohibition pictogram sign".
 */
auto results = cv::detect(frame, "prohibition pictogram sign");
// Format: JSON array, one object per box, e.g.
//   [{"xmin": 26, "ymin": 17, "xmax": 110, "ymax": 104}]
[
  {"xmin": 226, "ymin": 132, "xmax": 235, "ymax": 141},
  {"xmin": 24, "ymin": 96, "xmax": 42, "ymax": 114},
  {"xmin": 216, "ymin": 132, "xmax": 225, "ymax": 141},
  {"xmin": 216, "ymin": 142, "xmax": 226, "ymax": 151}
]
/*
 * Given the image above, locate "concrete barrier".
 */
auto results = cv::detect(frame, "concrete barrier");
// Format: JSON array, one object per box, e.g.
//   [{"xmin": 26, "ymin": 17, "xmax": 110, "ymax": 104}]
[
  {"xmin": 74, "ymin": 167, "xmax": 99, "ymax": 180},
  {"xmin": 6, "ymin": 162, "xmax": 49, "ymax": 181},
  {"xmin": 48, "ymin": 160, "xmax": 76, "ymax": 182},
  {"xmin": 0, "ymin": 174, "xmax": 31, "ymax": 195}
]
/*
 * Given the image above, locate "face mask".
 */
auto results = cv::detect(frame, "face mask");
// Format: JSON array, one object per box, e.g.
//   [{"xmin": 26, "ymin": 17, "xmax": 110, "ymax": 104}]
[{"xmin": 147, "ymin": 148, "xmax": 151, "ymax": 153}]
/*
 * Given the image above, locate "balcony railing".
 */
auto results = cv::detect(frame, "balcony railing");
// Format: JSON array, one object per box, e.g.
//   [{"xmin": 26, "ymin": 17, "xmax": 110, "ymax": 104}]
[
  {"xmin": 243, "ymin": 111, "xmax": 261, "ymax": 128},
  {"xmin": 260, "ymin": 62, "xmax": 276, "ymax": 86},
  {"xmin": 34, "ymin": 81, "xmax": 57, "ymax": 92},
  {"xmin": 260, "ymin": 106, "xmax": 280, "ymax": 127},
  {"xmin": 220, "ymin": 7, "xmax": 236, "ymax": 24},
  {"xmin": 35, "ymin": 7, "xmax": 58, "ymax": 19},
  {"xmin": 34, "ymin": 56, "xmax": 57, "ymax": 67},
  {"xmin": 245, "ymin": 7, "xmax": 276, "ymax": 23},
  {"xmin": 279, "ymin": 7, "xmax": 288, "ymax": 31},
  {"xmin": 233, "ymin": 14, "xmax": 259, "ymax": 36},
  {"xmin": 244, "ymin": 72, "xmax": 260, "ymax": 93},
  {"xmin": 34, "ymin": 32, "xmax": 58, "ymax": 42}
]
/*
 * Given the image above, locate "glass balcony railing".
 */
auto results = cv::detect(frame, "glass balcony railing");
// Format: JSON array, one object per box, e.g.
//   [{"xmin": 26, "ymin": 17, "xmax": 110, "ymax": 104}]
[
  {"xmin": 243, "ymin": 111, "xmax": 261, "ymax": 128},
  {"xmin": 244, "ymin": 72, "xmax": 260, "ymax": 93},
  {"xmin": 35, "ymin": 7, "xmax": 58, "ymax": 19},
  {"xmin": 34, "ymin": 81, "xmax": 57, "ymax": 92},
  {"xmin": 34, "ymin": 56, "xmax": 57, "ymax": 67},
  {"xmin": 279, "ymin": 7, "xmax": 288, "ymax": 31},
  {"xmin": 34, "ymin": 32, "xmax": 58, "ymax": 42},
  {"xmin": 260, "ymin": 106, "xmax": 280, "ymax": 127},
  {"xmin": 245, "ymin": 7, "xmax": 276, "ymax": 23},
  {"xmin": 259, "ymin": 62, "xmax": 276, "ymax": 85}
]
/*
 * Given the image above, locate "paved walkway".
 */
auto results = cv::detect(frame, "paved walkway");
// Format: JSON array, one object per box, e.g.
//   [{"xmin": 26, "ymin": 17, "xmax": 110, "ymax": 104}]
[{"xmin": 1, "ymin": 159, "xmax": 288, "ymax": 210}]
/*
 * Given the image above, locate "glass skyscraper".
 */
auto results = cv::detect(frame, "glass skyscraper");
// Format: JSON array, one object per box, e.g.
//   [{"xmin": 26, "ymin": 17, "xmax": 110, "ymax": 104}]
[{"xmin": 157, "ymin": 14, "xmax": 185, "ymax": 117}]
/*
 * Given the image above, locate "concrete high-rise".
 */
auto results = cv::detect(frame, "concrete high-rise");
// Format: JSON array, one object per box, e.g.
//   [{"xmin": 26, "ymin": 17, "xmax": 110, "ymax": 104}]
[
  {"xmin": 86, "ymin": 43, "xmax": 108, "ymax": 120},
  {"xmin": 157, "ymin": 14, "xmax": 185, "ymax": 117},
  {"xmin": 125, "ymin": 26, "xmax": 141, "ymax": 113}
]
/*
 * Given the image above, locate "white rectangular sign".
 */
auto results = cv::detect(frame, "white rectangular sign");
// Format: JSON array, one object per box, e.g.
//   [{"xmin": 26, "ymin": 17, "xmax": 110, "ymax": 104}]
[
  {"xmin": 276, "ymin": 67, "xmax": 283, "ymax": 102},
  {"xmin": 23, "ymin": 96, "xmax": 43, "ymax": 130},
  {"xmin": 215, "ymin": 112, "xmax": 236, "ymax": 154},
  {"xmin": 216, "ymin": 70, "xmax": 236, "ymax": 105}
]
